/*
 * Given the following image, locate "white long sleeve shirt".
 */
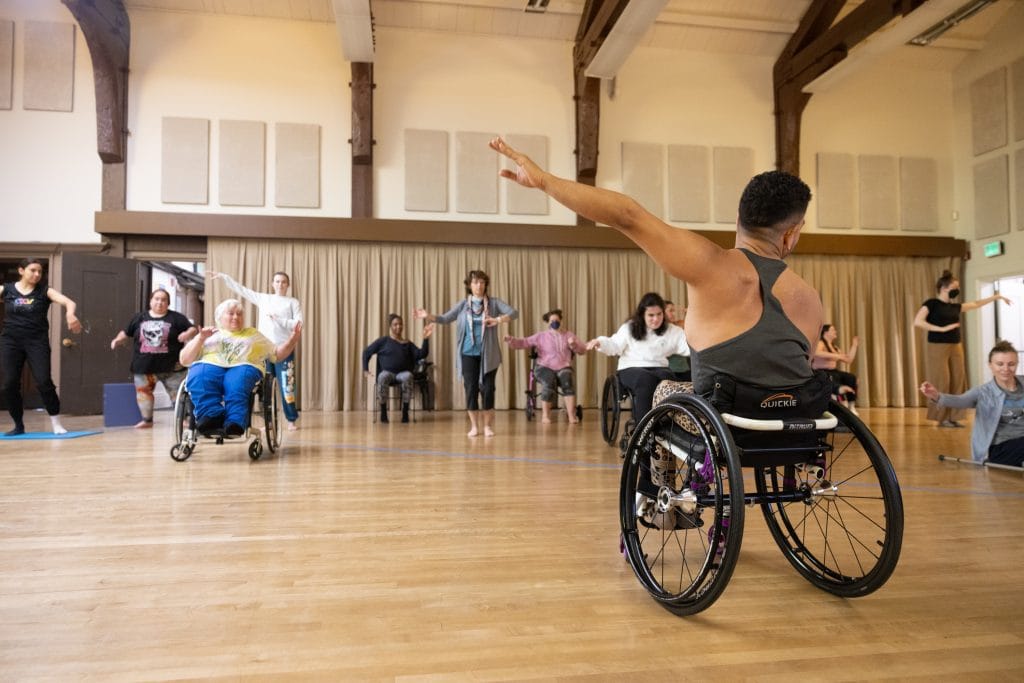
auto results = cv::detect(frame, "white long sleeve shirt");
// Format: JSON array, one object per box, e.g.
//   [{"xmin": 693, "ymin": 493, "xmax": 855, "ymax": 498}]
[
  {"xmin": 219, "ymin": 274, "xmax": 303, "ymax": 345},
  {"xmin": 595, "ymin": 322, "xmax": 689, "ymax": 371}
]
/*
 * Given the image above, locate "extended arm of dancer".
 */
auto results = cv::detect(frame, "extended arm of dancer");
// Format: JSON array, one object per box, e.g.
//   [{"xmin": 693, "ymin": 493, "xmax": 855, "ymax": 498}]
[
  {"xmin": 273, "ymin": 321, "xmax": 302, "ymax": 361},
  {"xmin": 179, "ymin": 326, "xmax": 217, "ymax": 366},
  {"xmin": 47, "ymin": 288, "xmax": 82, "ymax": 333},
  {"xmin": 961, "ymin": 294, "xmax": 1011, "ymax": 312}
]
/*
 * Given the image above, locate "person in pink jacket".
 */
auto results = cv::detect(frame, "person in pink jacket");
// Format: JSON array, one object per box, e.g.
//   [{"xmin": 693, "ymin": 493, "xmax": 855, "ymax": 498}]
[{"xmin": 505, "ymin": 308, "xmax": 587, "ymax": 424}]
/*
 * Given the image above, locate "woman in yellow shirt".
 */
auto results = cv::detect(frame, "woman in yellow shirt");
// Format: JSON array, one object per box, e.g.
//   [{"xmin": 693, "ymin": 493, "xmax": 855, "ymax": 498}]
[{"xmin": 179, "ymin": 299, "xmax": 301, "ymax": 436}]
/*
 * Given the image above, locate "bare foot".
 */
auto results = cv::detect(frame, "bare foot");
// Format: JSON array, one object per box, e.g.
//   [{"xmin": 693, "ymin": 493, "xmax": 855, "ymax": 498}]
[
  {"xmin": 484, "ymin": 426, "xmax": 495, "ymax": 438},
  {"xmin": 287, "ymin": 422, "xmax": 298, "ymax": 431},
  {"xmin": 467, "ymin": 427, "xmax": 479, "ymax": 437},
  {"xmin": 568, "ymin": 417, "xmax": 579, "ymax": 424},
  {"xmin": 135, "ymin": 420, "xmax": 153, "ymax": 429},
  {"xmin": 541, "ymin": 417, "xmax": 552, "ymax": 424},
  {"xmin": 51, "ymin": 417, "xmax": 68, "ymax": 435}
]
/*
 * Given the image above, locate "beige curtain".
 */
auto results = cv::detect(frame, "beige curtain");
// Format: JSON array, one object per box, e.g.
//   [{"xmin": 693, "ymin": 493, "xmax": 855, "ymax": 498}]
[{"xmin": 208, "ymin": 237, "xmax": 958, "ymax": 410}]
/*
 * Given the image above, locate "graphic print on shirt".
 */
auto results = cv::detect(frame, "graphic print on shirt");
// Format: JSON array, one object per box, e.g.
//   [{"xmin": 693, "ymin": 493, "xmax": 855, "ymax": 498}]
[
  {"xmin": 139, "ymin": 319, "xmax": 171, "ymax": 353},
  {"xmin": 13, "ymin": 296, "xmax": 34, "ymax": 308}
]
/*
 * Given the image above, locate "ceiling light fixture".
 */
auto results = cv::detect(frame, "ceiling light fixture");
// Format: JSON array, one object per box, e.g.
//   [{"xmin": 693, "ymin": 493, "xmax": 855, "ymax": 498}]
[
  {"xmin": 907, "ymin": 0, "xmax": 995, "ymax": 46},
  {"xmin": 525, "ymin": 0, "xmax": 550, "ymax": 14}
]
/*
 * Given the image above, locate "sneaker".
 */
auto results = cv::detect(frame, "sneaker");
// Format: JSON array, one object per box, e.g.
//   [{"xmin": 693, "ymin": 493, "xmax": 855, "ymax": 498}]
[
  {"xmin": 938, "ymin": 420, "xmax": 963, "ymax": 429},
  {"xmin": 224, "ymin": 423, "xmax": 245, "ymax": 437}
]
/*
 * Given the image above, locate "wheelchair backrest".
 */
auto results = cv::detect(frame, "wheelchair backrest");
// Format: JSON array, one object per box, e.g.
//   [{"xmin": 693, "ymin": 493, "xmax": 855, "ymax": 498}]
[{"xmin": 707, "ymin": 371, "xmax": 831, "ymax": 422}]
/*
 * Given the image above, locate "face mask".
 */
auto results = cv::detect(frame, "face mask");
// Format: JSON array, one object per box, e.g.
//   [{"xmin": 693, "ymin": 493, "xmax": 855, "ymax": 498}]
[
  {"xmin": 948, "ymin": 288, "xmax": 960, "ymax": 299},
  {"xmin": 549, "ymin": 320, "xmax": 561, "ymax": 330}
]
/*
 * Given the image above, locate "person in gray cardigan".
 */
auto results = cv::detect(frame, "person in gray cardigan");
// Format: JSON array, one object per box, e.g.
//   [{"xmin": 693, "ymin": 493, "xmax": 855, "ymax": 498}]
[
  {"xmin": 414, "ymin": 270, "xmax": 518, "ymax": 437},
  {"xmin": 920, "ymin": 340, "xmax": 1024, "ymax": 466}
]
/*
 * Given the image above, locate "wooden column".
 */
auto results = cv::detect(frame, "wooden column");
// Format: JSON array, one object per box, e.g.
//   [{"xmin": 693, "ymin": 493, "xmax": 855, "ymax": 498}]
[
  {"xmin": 350, "ymin": 62, "xmax": 374, "ymax": 219},
  {"xmin": 61, "ymin": 0, "xmax": 130, "ymax": 210}
]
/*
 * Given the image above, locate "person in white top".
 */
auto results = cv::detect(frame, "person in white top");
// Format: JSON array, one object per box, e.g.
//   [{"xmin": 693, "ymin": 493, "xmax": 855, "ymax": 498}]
[
  {"xmin": 208, "ymin": 270, "xmax": 303, "ymax": 430},
  {"xmin": 587, "ymin": 292, "xmax": 689, "ymax": 421}
]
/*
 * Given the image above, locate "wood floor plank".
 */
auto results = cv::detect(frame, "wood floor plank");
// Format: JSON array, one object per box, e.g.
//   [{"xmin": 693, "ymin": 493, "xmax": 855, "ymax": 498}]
[{"xmin": 0, "ymin": 408, "xmax": 1022, "ymax": 680}]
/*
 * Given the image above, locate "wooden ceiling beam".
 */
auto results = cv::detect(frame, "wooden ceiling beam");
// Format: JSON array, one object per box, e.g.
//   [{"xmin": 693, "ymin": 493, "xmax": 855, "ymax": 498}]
[{"xmin": 774, "ymin": 0, "xmax": 927, "ymax": 174}]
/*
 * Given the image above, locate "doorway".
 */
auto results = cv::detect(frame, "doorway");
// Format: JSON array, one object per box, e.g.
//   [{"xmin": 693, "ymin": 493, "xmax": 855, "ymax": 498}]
[{"xmin": 978, "ymin": 274, "xmax": 1023, "ymax": 382}]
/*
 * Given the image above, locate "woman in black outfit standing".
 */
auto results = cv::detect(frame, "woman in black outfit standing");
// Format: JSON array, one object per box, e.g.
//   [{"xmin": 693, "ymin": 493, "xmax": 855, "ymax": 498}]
[
  {"xmin": 913, "ymin": 270, "xmax": 1010, "ymax": 428},
  {"xmin": 1, "ymin": 258, "xmax": 82, "ymax": 435}
]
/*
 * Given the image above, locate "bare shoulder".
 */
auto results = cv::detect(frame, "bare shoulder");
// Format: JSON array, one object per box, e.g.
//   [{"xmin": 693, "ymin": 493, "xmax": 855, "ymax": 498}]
[{"xmin": 776, "ymin": 270, "xmax": 823, "ymax": 343}]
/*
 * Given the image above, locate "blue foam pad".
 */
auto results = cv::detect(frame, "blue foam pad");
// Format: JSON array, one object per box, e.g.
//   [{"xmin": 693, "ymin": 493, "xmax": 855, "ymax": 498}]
[{"xmin": 0, "ymin": 430, "xmax": 102, "ymax": 440}]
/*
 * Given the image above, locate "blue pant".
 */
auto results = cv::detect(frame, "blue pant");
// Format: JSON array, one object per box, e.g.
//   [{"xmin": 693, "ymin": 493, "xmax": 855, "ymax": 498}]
[
  {"xmin": 186, "ymin": 363, "xmax": 262, "ymax": 428},
  {"xmin": 268, "ymin": 353, "xmax": 299, "ymax": 422}
]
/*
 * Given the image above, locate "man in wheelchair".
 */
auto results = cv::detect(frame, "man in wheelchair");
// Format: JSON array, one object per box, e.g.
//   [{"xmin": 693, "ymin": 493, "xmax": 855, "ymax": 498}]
[
  {"xmin": 179, "ymin": 299, "xmax": 302, "ymax": 437},
  {"xmin": 492, "ymin": 138, "xmax": 902, "ymax": 616}
]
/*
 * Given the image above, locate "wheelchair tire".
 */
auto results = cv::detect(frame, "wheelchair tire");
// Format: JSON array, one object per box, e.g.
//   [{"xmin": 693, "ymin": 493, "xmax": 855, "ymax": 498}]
[
  {"xmin": 575, "ymin": 404, "xmax": 583, "ymax": 422},
  {"xmin": 620, "ymin": 393, "xmax": 745, "ymax": 616},
  {"xmin": 171, "ymin": 382, "xmax": 195, "ymax": 462},
  {"xmin": 525, "ymin": 391, "xmax": 535, "ymax": 421},
  {"xmin": 261, "ymin": 374, "xmax": 282, "ymax": 454},
  {"xmin": 754, "ymin": 400, "xmax": 904, "ymax": 598},
  {"xmin": 600, "ymin": 375, "xmax": 621, "ymax": 446},
  {"xmin": 248, "ymin": 439, "xmax": 262, "ymax": 460}
]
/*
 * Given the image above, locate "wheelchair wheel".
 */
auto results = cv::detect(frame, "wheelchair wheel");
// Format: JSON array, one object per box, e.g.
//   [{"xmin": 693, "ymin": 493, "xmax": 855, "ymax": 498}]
[
  {"xmin": 575, "ymin": 404, "xmax": 583, "ymax": 422},
  {"xmin": 261, "ymin": 374, "xmax": 282, "ymax": 454},
  {"xmin": 754, "ymin": 400, "xmax": 903, "ymax": 598},
  {"xmin": 620, "ymin": 393, "xmax": 745, "ymax": 616},
  {"xmin": 600, "ymin": 375, "xmax": 621, "ymax": 445},
  {"xmin": 524, "ymin": 389, "xmax": 535, "ymax": 421},
  {"xmin": 170, "ymin": 382, "xmax": 195, "ymax": 462},
  {"xmin": 248, "ymin": 439, "xmax": 262, "ymax": 460}
]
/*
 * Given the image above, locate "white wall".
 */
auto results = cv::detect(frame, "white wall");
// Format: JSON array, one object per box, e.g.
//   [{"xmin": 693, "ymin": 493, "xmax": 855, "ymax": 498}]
[
  {"xmin": 0, "ymin": 0, "xmax": 101, "ymax": 245},
  {"xmin": 951, "ymin": 1, "xmax": 1024, "ymax": 383},
  {"xmin": 128, "ymin": 10, "xmax": 350, "ymax": 216}
]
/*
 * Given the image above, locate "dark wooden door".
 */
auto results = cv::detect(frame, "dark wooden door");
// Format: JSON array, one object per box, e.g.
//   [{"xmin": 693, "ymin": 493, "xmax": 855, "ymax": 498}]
[{"xmin": 59, "ymin": 253, "xmax": 141, "ymax": 415}]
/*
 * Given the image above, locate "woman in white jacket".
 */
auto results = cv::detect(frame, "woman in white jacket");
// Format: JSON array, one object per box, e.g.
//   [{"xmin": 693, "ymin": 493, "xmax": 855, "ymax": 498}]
[
  {"xmin": 588, "ymin": 292, "xmax": 689, "ymax": 421},
  {"xmin": 209, "ymin": 270, "xmax": 303, "ymax": 430}
]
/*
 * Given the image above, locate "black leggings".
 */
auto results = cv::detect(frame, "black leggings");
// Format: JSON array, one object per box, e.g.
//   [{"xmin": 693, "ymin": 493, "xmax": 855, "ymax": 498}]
[
  {"xmin": 988, "ymin": 436, "xmax": 1024, "ymax": 468},
  {"xmin": 1, "ymin": 333, "xmax": 60, "ymax": 424},
  {"xmin": 461, "ymin": 354, "xmax": 496, "ymax": 411},
  {"xmin": 618, "ymin": 367, "xmax": 676, "ymax": 421},
  {"xmin": 827, "ymin": 369, "xmax": 858, "ymax": 401}
]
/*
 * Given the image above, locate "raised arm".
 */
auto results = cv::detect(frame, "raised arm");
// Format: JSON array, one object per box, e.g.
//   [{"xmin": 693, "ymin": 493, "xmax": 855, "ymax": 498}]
[
  {"xmin": 46, "ymin": 288, "xmax": 81, "ymax": 333},
  {"xmin": 210, "ymin": 272, "xmax": 264, "ymax": 308},
  {"xmin": 491, "ymin": 137, "xmax": 727, "ymax": 288},
  {"xmin": 961, "ymin": 294, "xmax": 1011, "ymax": 312},
  {"xmin": 180, "ymin": 326, "xmax": 216, "ymax": 367}
]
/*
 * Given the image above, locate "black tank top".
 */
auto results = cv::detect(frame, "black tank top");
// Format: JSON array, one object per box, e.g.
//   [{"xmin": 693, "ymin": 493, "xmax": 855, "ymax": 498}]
[{"xmin": 690, "ymin": 249, "xmax": 812, "ymax": 394}]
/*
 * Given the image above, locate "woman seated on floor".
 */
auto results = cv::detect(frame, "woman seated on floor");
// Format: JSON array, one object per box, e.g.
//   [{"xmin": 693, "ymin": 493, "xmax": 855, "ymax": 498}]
[{"xmin": 179, "ymin": 299, "xmax": 302, "ymax": 436}]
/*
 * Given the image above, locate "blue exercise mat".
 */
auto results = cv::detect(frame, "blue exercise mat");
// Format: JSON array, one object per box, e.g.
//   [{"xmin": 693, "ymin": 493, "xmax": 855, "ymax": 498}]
[{"xmin": 0, "ymin": 430, "xmax": 102, "ymax": 440}]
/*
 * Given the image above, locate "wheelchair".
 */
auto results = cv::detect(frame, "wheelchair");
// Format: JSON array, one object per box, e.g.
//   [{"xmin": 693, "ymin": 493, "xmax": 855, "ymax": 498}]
[
  {"xmin": 599, "ymin": 373, "xmax": 634, "ymax": 447},
  {"xmin": 524, "ymin": 349, "xmax": 583, "ymax": 422},
  {"xmin": 169, "ymin": 371, "xmax": 282, "ymax": 462},
  {"xmin": 619, "ymin": 381, "xmax": 904, "ymax": 616}
]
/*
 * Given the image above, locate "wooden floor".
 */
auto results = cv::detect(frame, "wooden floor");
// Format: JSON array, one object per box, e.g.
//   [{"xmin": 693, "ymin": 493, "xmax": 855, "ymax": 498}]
[{"xmin": 1, "ymin": 407, "xmax": 1022, "ymax": 681}]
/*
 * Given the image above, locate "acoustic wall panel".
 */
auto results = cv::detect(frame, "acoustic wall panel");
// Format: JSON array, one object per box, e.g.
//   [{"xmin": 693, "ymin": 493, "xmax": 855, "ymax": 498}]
[
  {"xmin": 219, "ymin": 120, "xmax": 265, "ymax": 207},
  {"xmin": 504, "ymin": 134, "xmax": 548, "ymax": 215},
  {"xmin": 404, "ymin": 129, "xmax": 448, "ymax": 212},
  {"xmin": 275, "ymin": 123, "xmax": 320, "ymax": 208},
  {"xmin": 667, "ymin": 145, "xmax": 709, "ymax": 223},
  {"xmin": 713, "ymin": 147, "xmax": 753, "ymax": 224},
  {"xmin": 858, "ymin": 154, "xmax": 898, "ymax": 230},
  {"xmin": 970, "ymin": 68, "xmax": 1007, "ymax": 156},
  {"xmin": 23, "ymin": 21, "xmax": 75, "ymax": 112},
  {"xmin": 816, "ymin": 152, "xmax": 855, "ymax": 229},
  {"xmin": 973, "ymin": 155, "xmax": 1009, "ymax": 239},
  {"xmin": 622, "ymin": 142, "xmax": 664, "ymax": 219},
  {"xmin": 1017, "ymin": 149, "xmax": 1024, "ymax": 231},
  {"xmin": 455, "ymin": 131, "xmax": 498, "ymax": 214},
  {"xmin": 0, "ymin": 21, "xmax": 12, "ymax": 110},
  {"xmin": 161, "ymin": 117, "xmax": 209, "ymax": 205},
  {"xmin": 1013, "ymin": 58, "xmax": 1024, "ymax": 142},
  {"xmin": 899, "ymin": 157, "xmax": 938, "ymax": 232}
]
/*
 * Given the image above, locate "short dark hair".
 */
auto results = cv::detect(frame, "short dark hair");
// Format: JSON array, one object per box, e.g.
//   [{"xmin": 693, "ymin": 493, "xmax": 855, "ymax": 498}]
[
  {"xmin": 387, "ymin": 313, "xmax": 402, "ymax": 327},
  {"xmin": 542, "ymin": 308, "xmax": 562, "ymax": 323},
  {"xmin": 150, "ymin": 289, "xmax": 171, "ymax": 303},
  {"xmin": 737, "ymin": 171, "xmax": 811, "ymax": 231},
  {"xmin": 989, "ymin": 340, "xmax": 1018, "ymax": 361},
  {"xmin": 629, "ymin": 292, "xmax": 667, "ymax": 340},
  {"xmin": 935, "ymin": 270, "xmax": 956, "ymax": 293},
  {"xmin": 273, "ymin": 271, "xmax": 290, "ymax": 285},
  {"xmin": 464, "ymin": 270, "xmax": 490, "ymax": 295},
  {"xmin": 18, "ymin": 257, "xmax": 44, "ymax": 270}
]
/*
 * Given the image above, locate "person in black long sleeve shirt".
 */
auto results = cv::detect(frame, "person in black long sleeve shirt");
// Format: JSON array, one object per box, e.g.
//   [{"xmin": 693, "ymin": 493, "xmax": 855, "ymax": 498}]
[{"xmin": 363, "ymin": 314, "xmax": 433, "ymax": 423}]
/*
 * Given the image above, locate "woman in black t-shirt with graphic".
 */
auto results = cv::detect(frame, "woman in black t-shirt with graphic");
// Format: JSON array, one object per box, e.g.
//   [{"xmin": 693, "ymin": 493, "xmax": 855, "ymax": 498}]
[
  {"xmin": 110, "ymin": 289, "xmax": 197, "ymax": 429},
  {"xmin": 1, "ymin": 258, "xmax": 81, "ymax": 435},
  {"xmin": 913, "ymin": 270, "xmax": 1011, "ymax": 428}
]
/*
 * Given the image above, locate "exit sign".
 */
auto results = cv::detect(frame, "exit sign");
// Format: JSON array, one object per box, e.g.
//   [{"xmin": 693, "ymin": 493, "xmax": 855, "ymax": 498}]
[{"xmin": 983, "ymin": 240, "xmax": 1004, "ymax": 258}]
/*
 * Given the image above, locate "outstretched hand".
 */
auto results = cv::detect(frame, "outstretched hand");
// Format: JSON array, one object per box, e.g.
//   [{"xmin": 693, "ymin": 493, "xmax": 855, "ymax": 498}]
[
  {"xmin": 422, "ymin": 322, "xmax": 435, "ymax": 339},
  {"xmin": 66, "ymin": 313, "xmax": 82, "ymax": 334},
  {"xmin": 490, "ymin": 137, "xmax": 545, "ymax": 190},
  {"xmin": 412, "ymin": 308, "xmax": 428, "ymax": 320},
  {"xmin": 586, "ymin": 339, "xmax": 601, "ymax": 351},
  {"xmin": 919, "ymin": 381, "xmax": 940, "ymax": 402}
]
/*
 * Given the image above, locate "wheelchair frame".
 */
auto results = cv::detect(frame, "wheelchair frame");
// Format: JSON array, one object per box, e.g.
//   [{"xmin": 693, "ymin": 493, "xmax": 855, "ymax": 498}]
[
  {"xmin": 599, "ymin": 373, "xmax": 633, "ymax": 447},
  {"xmin": 619, "ymin": 392, "xmax": 904, "ymax": 616},
  {"xmin": 523, "ymin": 348, "xmax": 583, "ymax": 422},
  {"xmin": 170, "ymin": 371, "xmax": 282, "ymax": 462}
]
